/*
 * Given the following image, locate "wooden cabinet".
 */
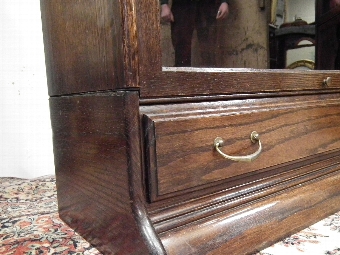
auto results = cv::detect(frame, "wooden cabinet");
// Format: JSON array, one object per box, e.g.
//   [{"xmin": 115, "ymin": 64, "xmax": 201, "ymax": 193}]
[{"xmin": 41, "ymin": 1, "xmax": 340, "ymax": 254}]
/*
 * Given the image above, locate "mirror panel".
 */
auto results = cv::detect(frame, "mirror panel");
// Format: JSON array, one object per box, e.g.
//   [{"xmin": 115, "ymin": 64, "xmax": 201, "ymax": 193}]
[
  {"xmin": 134, "ymin": 0, "xmax": 340, "ymax": 99},
  {"xmin": 161, "ymin": 0, "xmax": 270, "ymax": 68},
  {"xmin": 160, "ymin": 0, "xmax": 340, "ymax": 70}
]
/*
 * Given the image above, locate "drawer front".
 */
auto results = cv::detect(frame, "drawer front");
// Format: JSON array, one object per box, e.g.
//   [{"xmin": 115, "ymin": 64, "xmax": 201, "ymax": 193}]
[{"xmin": 142, "ymin": 94, "xmax": 340, "ymax": 201}]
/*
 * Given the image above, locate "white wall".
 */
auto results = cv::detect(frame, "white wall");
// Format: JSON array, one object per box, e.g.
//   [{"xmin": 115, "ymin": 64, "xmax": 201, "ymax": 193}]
[
  {"xmin": 286, "ymin": 0, "xmax": 315, "ymax": 23},
  {"xmin": 0, "ymin": 0, "xmax": 55, "ymax": 178}
]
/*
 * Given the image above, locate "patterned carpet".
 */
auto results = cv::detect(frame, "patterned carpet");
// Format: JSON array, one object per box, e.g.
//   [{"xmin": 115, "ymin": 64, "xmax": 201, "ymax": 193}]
[
  {"xmin": 0, "ymin": 176, "xmax": 100, "ymax": 255},
  {"xmin": 0, "ymin": 175, "xmax": 340, "ymax": 254}
]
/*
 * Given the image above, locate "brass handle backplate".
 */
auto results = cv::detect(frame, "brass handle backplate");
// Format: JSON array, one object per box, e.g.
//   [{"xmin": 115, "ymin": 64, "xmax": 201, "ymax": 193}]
[{"xmin": 214, "ymin": 131, "xmax": 262, "ymax": 162}]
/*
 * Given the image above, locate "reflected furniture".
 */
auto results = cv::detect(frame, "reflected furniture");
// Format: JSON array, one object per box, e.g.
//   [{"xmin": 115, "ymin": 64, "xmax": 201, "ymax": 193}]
[
  {"xmin": 270, "ymin": 25, "xmax": 315, "ymax": 69},
  {"xmin": 41, "ymin": 1, "xmax": 340, "ymax": 254}
]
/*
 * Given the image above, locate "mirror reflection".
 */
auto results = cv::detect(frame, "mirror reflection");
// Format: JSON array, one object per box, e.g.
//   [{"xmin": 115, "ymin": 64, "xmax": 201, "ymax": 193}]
[
  {"xmin": 160, "ymin": 0, "xmax": 230, "ymax": 67},
  {"xmin": 160, "ymin": 0, "xmax": 340, "ymax": 70}
]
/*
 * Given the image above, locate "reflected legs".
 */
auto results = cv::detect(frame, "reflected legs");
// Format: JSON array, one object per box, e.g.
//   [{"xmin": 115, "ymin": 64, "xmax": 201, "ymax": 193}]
[
  {"xmin": 171, "ymin": 1, "xmax": 196, "ymax": 67},
  {"xmin": 171, "ymin": 0, "xmax": 219, "ymax": 67}
]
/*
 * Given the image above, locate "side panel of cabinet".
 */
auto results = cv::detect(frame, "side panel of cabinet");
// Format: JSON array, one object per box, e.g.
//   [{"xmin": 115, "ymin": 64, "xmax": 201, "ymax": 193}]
[
  {"xmin": 40, "ymin": 0, "xmax": 139, "ymax": 96},
  {"xmin": 49, "ymin": 91, "xmax": 165, "ymax": 255}
]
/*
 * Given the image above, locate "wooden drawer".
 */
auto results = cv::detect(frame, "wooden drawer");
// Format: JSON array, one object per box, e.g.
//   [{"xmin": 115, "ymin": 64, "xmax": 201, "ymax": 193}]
[{"xmin": 142, "ymin": 94, "xmax": 340, "ymax": 202}]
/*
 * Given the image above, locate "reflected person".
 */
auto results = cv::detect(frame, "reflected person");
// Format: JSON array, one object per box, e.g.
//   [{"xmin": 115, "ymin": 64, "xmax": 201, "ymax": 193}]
[{"xmin": 160, "ymin": 0, "xmax": 229, "ymax": 67}]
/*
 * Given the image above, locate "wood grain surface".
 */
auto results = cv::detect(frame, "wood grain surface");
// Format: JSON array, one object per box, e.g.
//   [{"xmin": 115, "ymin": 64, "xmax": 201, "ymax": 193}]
[
  {"xmin": 40, "ymin": 0, "xmax": 138, "ymax": 96},
  {"xmin": 160, "ymin": 169, "xmax": 340, "ymax": 255},
  {"xmin": 42, "ymin": 1, "xmax": 340, "ymax": 254},
  {"xmin": 143, "ymin": 93, "xmax": 340, "ymax": 199},
  {"xmin": 50, "ymin": 91, "xmax": 165, "ymax": 255}
]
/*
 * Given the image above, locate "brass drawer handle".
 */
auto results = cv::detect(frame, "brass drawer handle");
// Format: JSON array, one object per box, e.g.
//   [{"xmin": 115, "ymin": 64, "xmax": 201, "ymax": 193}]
[{"xmin": 214, "ymin": 131, "xmax": 262, "ymax": 162}]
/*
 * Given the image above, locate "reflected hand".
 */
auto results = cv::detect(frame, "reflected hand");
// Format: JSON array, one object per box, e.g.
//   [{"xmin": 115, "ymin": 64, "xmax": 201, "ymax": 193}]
[
  {"xmin": 161, "ymin": 4, "xmax": 174, "ymax": 23},
  {"xmin": 216, "ymin": 2, "xmax": 229, "ymax": 20}
]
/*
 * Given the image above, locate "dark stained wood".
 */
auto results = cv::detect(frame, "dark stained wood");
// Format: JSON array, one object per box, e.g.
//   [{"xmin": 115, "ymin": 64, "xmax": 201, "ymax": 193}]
[
  {"xmin": 118, "ymin": 0, "xmax": 140, "ymax": 88},
  {"xmin": 142, "ymin": 93, "xmax": 340, "ymax": 200},
  {"xmin": 42, "ymin": 1, "xmax": 340, "ymax": 254},
  {"xmin": 134, "ymin": 0, "xmax": 162, "ymax": 78},
  {"xmin": 159, "ymin": 169, "xmax": 340, "ymax": 255},
  {"xmin": 40, "ymin": 0, "xmax": 138, "ymax": 96},
  {"xmin": 149, "ymin": 152, "xmax": 340, "ymax": 233},
  {"xmin": 147, "ymin": 148, "xmax": 340, "ymax": 208},
  {"xmin": 49, "ymin": 91, "xmax": 165, "ymax": 255},
  {"xmin": 139, "ymin": 68, "xmax": 340, "ymax": 98}
]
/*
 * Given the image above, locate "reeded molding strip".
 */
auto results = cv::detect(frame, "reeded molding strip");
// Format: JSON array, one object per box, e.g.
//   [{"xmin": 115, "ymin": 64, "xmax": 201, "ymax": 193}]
[{"xmin": 150, "ymin": 153, "xmax": 340, "ymax": 234}]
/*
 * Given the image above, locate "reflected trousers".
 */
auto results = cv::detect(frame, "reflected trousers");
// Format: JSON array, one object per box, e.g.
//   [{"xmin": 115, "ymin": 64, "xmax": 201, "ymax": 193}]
[{"xmin": 171, "ymin": 0, "xmax": 220, "ymax": 67}]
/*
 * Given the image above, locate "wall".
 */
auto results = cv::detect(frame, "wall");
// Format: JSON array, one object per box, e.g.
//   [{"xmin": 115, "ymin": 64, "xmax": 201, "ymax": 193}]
[
  {"xmin": 286, "ymin": 0, "xmax": 315, "ymax": 23},
  {"xmin": 214, "ymin": 0, "xmax": 270, "ymax": 68},
  {"xmin": 0, "ymin": 0, "xmax": 55, "ymax": 178}
]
